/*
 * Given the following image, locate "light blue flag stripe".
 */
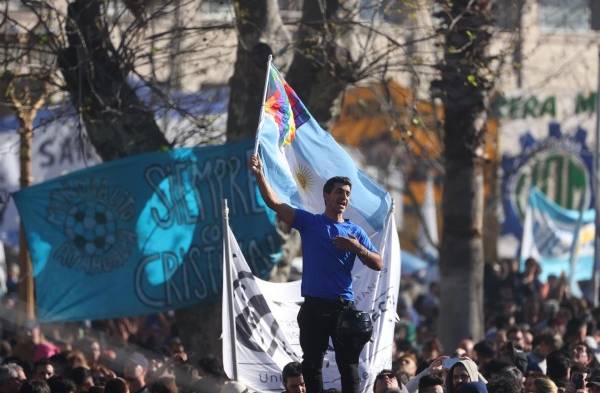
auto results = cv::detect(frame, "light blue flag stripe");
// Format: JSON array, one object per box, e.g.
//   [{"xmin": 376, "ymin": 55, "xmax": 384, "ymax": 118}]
[{"xmin": 522, "ymin": 188, "xmax": 595, "ymax": 281}]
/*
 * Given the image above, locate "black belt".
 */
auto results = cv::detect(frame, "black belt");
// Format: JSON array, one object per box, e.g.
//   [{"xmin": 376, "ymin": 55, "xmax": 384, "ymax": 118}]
[{"xmin": 304, "ymin": 295, "xmax": 354, "ymax": 307}]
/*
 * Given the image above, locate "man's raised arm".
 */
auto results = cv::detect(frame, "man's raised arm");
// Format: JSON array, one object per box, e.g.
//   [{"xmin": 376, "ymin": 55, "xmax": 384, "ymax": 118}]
[{"xmin": 248, "ymin": 154, "xmax": 295, "ymax": 226}]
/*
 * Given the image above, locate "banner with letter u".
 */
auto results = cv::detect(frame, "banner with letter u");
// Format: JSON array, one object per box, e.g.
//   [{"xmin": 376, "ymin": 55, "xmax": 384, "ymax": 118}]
[{"xmin": 14, "ymin": 140, "xmax": 280, "ymax": 321}]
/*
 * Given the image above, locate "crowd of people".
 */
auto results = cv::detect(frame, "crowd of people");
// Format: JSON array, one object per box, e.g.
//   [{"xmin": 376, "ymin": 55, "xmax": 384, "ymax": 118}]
[
  {"xmin": 0, "ymin": 252, "xmax": 597, "ymax": 393},
  {"xmin": 388, "ymin": 257, "xmax": 600, "ymax": 393}
]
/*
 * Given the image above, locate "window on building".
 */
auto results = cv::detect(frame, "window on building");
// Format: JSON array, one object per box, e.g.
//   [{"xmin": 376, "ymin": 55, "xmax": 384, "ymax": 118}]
[{"xmin": 538, "ymin": 0, "xmax": 590, "ymax": 31}]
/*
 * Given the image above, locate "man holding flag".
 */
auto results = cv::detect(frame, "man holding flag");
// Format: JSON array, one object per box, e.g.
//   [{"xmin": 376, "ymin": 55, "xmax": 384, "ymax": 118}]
[{"xmin": 249, "ymin": 154, "xmax": 382, "ymax": 393}]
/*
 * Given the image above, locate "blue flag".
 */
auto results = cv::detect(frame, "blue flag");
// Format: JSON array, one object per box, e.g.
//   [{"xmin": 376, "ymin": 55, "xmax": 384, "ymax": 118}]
[
  {"xmin": 258, "ymin": 64, "xmax": 391, "ymax": 233},
  {"xmin": 520, "ymin": 187, "xmax": 595, "ymax": 281},
  {"xmin": 14, "ymin": 140, "xmax": 280, "ymax": 321}
]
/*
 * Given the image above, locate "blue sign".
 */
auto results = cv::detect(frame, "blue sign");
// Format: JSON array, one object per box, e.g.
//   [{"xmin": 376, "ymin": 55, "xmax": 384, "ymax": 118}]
[{"xmin": 14, "ymin": 140, "xmax": 280, "ymax": 321}]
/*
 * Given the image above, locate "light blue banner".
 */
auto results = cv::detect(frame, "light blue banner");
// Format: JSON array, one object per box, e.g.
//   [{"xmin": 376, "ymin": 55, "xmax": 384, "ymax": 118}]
[{"xmin": 14, "ymin": 140, "xmax": 280, "ymax": 321}]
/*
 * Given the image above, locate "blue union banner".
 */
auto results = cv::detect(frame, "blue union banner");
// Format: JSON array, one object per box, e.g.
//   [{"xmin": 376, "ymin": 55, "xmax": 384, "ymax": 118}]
[{"xmin": 14, "ymin": 139, "xmax": 281, "ymax": 321}]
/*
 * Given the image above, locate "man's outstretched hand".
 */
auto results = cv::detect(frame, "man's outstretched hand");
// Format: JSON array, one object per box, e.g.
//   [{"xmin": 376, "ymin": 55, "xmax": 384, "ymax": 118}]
[{"xmin": 249, "ymin": 154, "xmax": 263, "ymax": 177}]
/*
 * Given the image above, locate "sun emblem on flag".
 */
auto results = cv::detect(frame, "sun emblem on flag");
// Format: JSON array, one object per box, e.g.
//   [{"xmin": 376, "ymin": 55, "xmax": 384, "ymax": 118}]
[{"xmin": 294, "ymin": 164, "xmax": 314, "ymax": 192}]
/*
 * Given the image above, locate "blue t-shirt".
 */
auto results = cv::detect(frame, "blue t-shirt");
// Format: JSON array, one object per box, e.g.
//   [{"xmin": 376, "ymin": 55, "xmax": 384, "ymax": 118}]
[{"xmin": 292, "ymin": 209, "xmax": 377, "ymax": 301}]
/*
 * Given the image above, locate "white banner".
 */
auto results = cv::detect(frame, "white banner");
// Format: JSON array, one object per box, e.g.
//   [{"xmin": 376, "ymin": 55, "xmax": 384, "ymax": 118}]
[{"xmin": 222, "ymin": 211, "xmax": 400, "ymax": 392}]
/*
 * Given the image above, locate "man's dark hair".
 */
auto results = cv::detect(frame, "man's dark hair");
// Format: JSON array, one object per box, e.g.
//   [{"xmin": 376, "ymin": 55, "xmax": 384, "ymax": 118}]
[
  {"xmin": 66, "ymin": 367, "xmax": 91, "ymax": 387},
  {"xmin": 487, "ymin": 369, "xmax": 522, "ymax": 393},
  {"xmin": 19, "ymin": 381, "xmax": 51, "ymax": 393},
  {"xmin": 34, "ymin": 360, "xmax": 53, "ymax": 371},
  {"xmin": 474, "ymin": 340, "xmax": 495, "ymax": 359},
  {"xmin": 196, "ymin": 356, "xmax": 225, "ymax": 379},
  {"xmin": 323, "ymin": 177, "xmax": 351, "ymax": 194},
  {"xmin": 19, "ymin": 381, "xmax": 50, "ymax": 393},
  {"xmin": 419, "ymin": 375, "xmax": 443, "ymax": 391},
  {"xmin": 282, "ymin": 361, "xmax": 302, "ymax": 385},
  {"xmin": 104, "ymin": 378, "xmax": 128, "ymax": 393},
  {"xmin": 47, "ymin": 376, "xmax": 76, "ymax": 393},
  {"xmin": 148, "ymin": 377, "xmax": 177, "ymax": 393},
  {"xmin": 532, "ymin": 332, "xmax": 558, "ymax": 351},
  {"xmin": 546, "ymin": 351, "xmax": 570, "ymax": 385}
]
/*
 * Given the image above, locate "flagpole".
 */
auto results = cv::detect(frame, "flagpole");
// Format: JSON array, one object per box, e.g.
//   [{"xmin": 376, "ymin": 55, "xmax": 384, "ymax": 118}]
[
  {"xmin": 253, "ymin": 54, "xmax": 273, "ymax": 155},
  {"xmin": 222, "ymin": 199, "xmax": 238, "ymax": 380},
  {"xmin": 593, "ymin": 47, "xmax": 600, "ymax": 307},
  {"xmin": 568, "ymin": 190, "xmax": 586, "ymax": 297}
]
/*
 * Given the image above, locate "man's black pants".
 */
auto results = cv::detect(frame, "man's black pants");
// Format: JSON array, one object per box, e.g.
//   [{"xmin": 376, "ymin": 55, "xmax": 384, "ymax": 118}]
[{"xmin": 297, "ymin": 296, "xmax": 363, "ymax": 393}]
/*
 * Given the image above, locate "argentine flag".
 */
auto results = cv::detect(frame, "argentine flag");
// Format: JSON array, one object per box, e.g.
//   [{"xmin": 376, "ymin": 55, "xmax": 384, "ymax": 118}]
[{"xmin": 257, "ymin": 63, "xmax": 391, "ymax": 234}]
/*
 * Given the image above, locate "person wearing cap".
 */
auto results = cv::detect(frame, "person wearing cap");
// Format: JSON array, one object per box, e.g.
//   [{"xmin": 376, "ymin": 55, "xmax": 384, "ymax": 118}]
[
  {"xmin": 249, "ymin": 155, "xmax": 382, "ymax": 393},
  {"xmin": 123, "ymin": 353, "xmax": 149, "ymax": 393}
]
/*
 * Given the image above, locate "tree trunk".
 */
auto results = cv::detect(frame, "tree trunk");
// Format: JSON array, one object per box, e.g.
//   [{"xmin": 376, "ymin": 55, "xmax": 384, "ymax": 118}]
[
  {"xmin": 172, "ymin": 0, "xmax": 292, "ymax": 360},
  {"xmin": 226, "ymin": 0, "xmax": 290, "ymax": 141},
  {"xmin": 58, "ymin": 0, "xmax": 169, "ymax": 161},
  {"xmin": 286, "ymin": 0, "xmax": 361, "ymax": 125},
  {"xmin": 435, "ymin": 0, "xmax": 492, "ymax": 352}
]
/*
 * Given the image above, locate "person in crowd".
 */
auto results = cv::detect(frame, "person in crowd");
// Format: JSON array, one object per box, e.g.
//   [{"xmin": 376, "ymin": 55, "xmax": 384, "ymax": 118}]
[
  {"xmin": 0, "ymin": 363, "xmax": 27, "ymax": 393},
  {"xmin": 66, "ymin": 352, "xmax": 88, "ymax": 370},
  {"xmin": 47, "ymin": 377, "xmax": 76, "ymax": 393},
  {"xmin": 571, "ymin": 342, "xmax": 596, "ymax": 369},
  {"xmin": 192, "ymin": 356, "xmax": 226, "ymax": 393},
  {"xmin": 457, "ymin": 382, "xmax": 488, "ymax": 393},
  {"xmin": 457, "ymin": 340, "xmax": 475, "ymax": 360},
  {"xmin": 104, "ymin": 378, "xmax": 128, "ymax": 393},
  {"xmin": 417, "ymin": 376, "xmax": 443, "ymax": 393},
  {"xmin": 249, "ymin": 154, "xmax": 382, "ymax": 393},
  {"xmin": 148, "ymin": 377, "xmax": 177, "ymax": 393},
  {"xmin": 282, "ymin": 362, "xmax": 306, "ymax": 393},
  {"xmin": 65, "ymin": 368, "xmax": 92, "ymax": 393},
  {"xmin": 33, "ymin": 361, "xmax": 55, "ymax": 382},
  {"xmin": 507, "ymin": 327, "xmax": 526, "ymax": 351},
  {"xmin": 527, "ymin": 333, "xmax": 560, "ymax": 374},
  {"xmin": 445, "ymin": 359, "xmax": 483, "ymax": 393},
  {"xmin": 373, "ymin": 370, "xmax": 401, "ymax": 393},
  {"xmin": 397, "ymin": 354, "xmax": 418, "ymax": 378},
  {"xmin": 123, "ymin": 353, "xmax": 149, "ymax": 393},
  {"xmin": 532, "ymin": 377, "xmax": 558, "ymax": 393},
  {"xmin": 19, "ymin": 381, "xmax": 50, "ymax": 393},
  {"xmin": 486, "ymin": 367, "xmax": 522, "ymax": 393},
  {"xmin": 65, "ymin": 368, "xmax": 93, "ymax": 393},
  {"xmin": 525, "ymin": 372, "xmax": 546, "ymax": 393},
  {"xmin": 546, "ymin": 351, "xmax": 571, "ymax": 389}
]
